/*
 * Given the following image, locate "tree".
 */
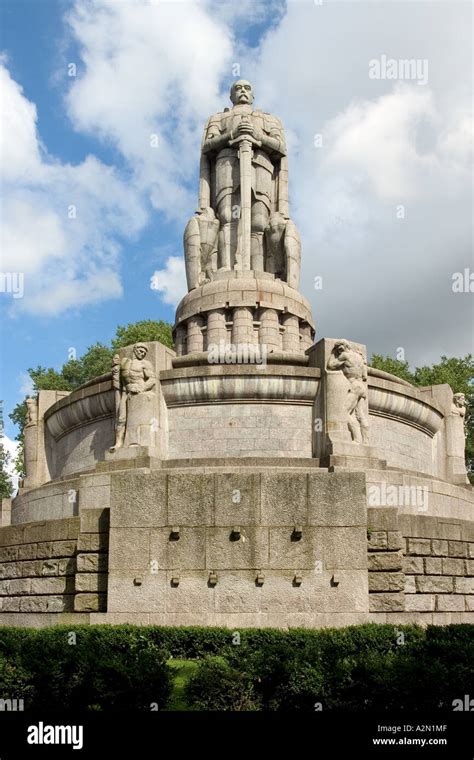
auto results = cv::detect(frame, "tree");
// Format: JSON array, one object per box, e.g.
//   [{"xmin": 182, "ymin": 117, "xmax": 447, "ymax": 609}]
[
  {"xmin": 370, "ymin": 355, "xmax": 415, "ymax": 384},
  {"xmin": 112, "ymin": 320, "xmax": 173, "ymax": 351},
  {"xmin": 370, "ymin": 354, "xmax": 474, "ymax": 481},
  {"xmin": 9, "ymin": 320, "xmax": 174, "ymax": 475},
  {"xmin": 0, "ymin": 448, "xmax": 13, "ymax": 499}
]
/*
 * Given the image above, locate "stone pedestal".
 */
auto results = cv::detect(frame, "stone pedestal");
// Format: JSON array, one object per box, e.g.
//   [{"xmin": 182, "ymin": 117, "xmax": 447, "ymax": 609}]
[
  {"xmin": 109, "ymin": 341, "xmax": 173, "ymax": 459},
  {"xmin": 309, "ymin": 338, "xmax": 385, "ymax": 470},
  {"xmin": 23, "ymin": 390, "xmax": 70, "ymax": 490}
]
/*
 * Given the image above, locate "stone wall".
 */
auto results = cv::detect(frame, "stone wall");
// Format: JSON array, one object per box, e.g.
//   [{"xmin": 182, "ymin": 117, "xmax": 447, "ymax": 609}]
[
  {"xmin": 368, "ymin": 508, "xmax": 474, "ymax": 623},
  {"xmin": 107, "ymin": 468, "xmax": 369, "ymax": 626},
  {"xmin": 168, "ymin": 403, "xmax": 313, "ymax": 458},
  {"xmin": 0, "ymin": 510, "xmax": 109, "ymax": 620}
]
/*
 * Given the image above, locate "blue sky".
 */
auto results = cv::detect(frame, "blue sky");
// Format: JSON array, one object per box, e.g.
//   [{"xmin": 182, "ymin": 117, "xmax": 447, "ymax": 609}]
[{"xmin": 1, "ymin": 0, "xmax": 472, "ymax": 443}]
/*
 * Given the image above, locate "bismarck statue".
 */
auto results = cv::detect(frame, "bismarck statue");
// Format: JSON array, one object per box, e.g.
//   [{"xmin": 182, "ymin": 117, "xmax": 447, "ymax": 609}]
[{"xmin": 184, "ymin": 80, "xmax": 301, "ymax": 290}]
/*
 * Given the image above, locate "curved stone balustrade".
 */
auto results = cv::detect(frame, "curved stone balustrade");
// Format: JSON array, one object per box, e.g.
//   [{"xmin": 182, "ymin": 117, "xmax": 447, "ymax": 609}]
[{"xmin": 368, "ymin": 378, "xmax": 443, "ymax": 437}]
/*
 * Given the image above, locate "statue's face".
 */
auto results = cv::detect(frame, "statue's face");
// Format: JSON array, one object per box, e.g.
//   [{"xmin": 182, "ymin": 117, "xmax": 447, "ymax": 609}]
[
  {"xmin": 230, "ymin": 80, "xmax": 254, "ymax": 105},
  {"xmin": 454, "ymin": 393, "xmax": 465, "ymax": 407},
  {"xmin": 335, "ymin": 341, "xmax": 350, "ymax": 355},
  {"xmin": 134, "ymin": 345, "xmax": 147, "ymax": 360}
]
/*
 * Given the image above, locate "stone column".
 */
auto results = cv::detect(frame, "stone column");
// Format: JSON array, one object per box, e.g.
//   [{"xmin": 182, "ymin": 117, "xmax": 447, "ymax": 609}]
[
  {"xmin": 232, "ymin": 307, "xmax": 255, "ymax": 347},
  {"xmin": 206, "ymin": 308, "xmax": 227, "ymax": 349},
  {"xmin": 187, "ymin": 315, "xmax": 204, "ymax": 354},
  {"xmin": 300, "ymin": 323, "xmax": 313, "ymax": 352},
  {"xmin": 174, "ymin": 325, "xmax": 187, "ymax": 357},
  {"xmin": 282, "ymin": 314, "xmax": 300, "ymax": 353},
  {"xmin": 259, "ymin": 308, "xmax": 280, "ymax": 352}
]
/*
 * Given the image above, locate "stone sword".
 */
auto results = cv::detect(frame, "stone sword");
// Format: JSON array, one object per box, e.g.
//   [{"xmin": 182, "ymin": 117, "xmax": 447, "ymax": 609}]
[{"xmin": 229, "ymin": 133, "xmax": 262, "ymax": 271}]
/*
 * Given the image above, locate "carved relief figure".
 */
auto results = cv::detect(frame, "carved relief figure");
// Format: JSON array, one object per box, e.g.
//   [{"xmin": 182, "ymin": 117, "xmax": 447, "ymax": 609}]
[
  {"xmin": 183, "ymin": 80, "xmax": 301, "ymax": 289},
  {"xmin": 327, "ymin": 340, "xmax": 369, "ymax": 444},
  {"xmin": 451, "ymin": 392, "xmax": 466, "ymax": 419},
  {"xmin": 110, "ymin": 343, "xmax": 156, "ymax": 452},
  {"xmin": 25, "ymin": 397, "xmax": 38, "ymax": 426}
]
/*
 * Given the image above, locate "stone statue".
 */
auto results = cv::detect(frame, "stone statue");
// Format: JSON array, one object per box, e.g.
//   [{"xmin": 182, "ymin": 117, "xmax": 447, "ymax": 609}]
[
  {"xmin": 25, "ymin": 397, "xmax": 38, "ymax": 426},
  {"xmin": 451, "ymin": 392, "xmax": 466, "ymax": 420},
  {"xmin": 327, "ymin": 340, "xmax": 369, "ymax": 444},
  {"xmin": 183, "ymin": 79, "xmax": 301, "ymax": 289},
  {"xmin": 264, "ymin": 212, "xmax": 301, "ymax": 290},
  {"xmin": 110, "ymin": 343, "xmax": 156, "ymax": 452},
  {"xmin": 183, "ymin": 207, "xmax": 219, "ymax": 289}
]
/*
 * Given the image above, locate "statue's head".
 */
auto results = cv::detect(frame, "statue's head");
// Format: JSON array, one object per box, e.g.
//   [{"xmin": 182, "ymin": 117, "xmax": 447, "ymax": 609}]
[
  {"xmin": 133, "ymin": 343, "xmax": 148, "ymax": 360},
  {"xmin": 230, "ymin": 80, "xmax": 254, "ymax": 106},
  {"xmin": 334, "ymin": 340, "xmax": 351, "ymax": 355},
  {"xmin": 453, "ymin": 392, "xmax": 466, "ymax": 408}
]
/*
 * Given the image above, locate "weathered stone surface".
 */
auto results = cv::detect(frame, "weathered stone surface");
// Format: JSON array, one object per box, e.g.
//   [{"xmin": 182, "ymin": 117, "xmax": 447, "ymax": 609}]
[
  {"xmin": 80, "ymin": 508, "xmax": 110, "ymax": 535},
  {"xmin": 416, "ymin": 576, "xmax": 453, "ymax": 593},
  {"xmin": 75, "ymin": 573, "xmax": 107, "ymax": 593},
  {"xmin": 41, "ymin": 560, "xmax": 59, "ymax": 576},
  {"xmin": 369, "ymin": 572, "xmax": 405, "ymax": 592},
  {"xmin": 269, "ymin": 528, "xmax": 321, "ymax": 569},
  {"xmin": 424, "ymin": 557, "xmax": 442, "ymax": 575},
  {"xmin": 442, "ymin": 558, "xmax": 466, "ymax": 576},
  {"xmin": 405, "ymin": 594, "xmax": 435, "ymax": 611},
  {"xmin": 30, "ymin": 577, "xmax": 71, "ymax": 594},
  {"xmin": 111, "ymin": 471, "xmax": 168, "ymax": 528},
  {"xmin": 404, "ymin": 576, "xmax": 416, "ymax": 594},
  {"xmin": 403, "ymin": 556, "xmax": 424, "ymax": 574},
  {"xmin": 74, "ymin": 593, "xmax": 105, "ymax": 612},
  {"xmin": 19, "ymin": 596, "xmax": 48, "ymax": 612},
  {"xmin": 77, "ymin": 534, "xmax": 108, "ymax": 553},
  {"xmin": 168, "ymin": 473, "xmax": 214, "ymax": 526},
  {"xmin": 367, "ymin": 531, "xmax": 387, "ymax": 551},
  {"xmin": 18, "ymin": 544, "xmax": 38, "ymax": 560},
  {"xmin": 431, "ymin": 539, "xmax": 449, "ymax": 556},
  {"xmin": 207, "ymin": 528, "xmax": 268, "ymax": 570},
  {"xmin": 308, "ymin": 472, "xmax": 366, "ymax": 526},
  {"xmin": 369, "ymin": 593, "xmax": 404, "ymax": 612},
  {"xmin": 108, "ymin": 528, "xmax": 150, "ymax": 572},
  {"xmin": 454, "ymin": 577, "xmax": 474, "ymax": 594},
  {"xmin": 261, "ymin": 473, "xmax": 307, "ymax": 524},
  {"xmin": 76, "ymin": 553, "xmax": 108, "ymax": 573},
  {"xmin": 51, "ymin": 541, "xmax": 77, "ymax": 558},
  {"xmin": 387, "ymin": 531, "xmax": 403, "ymax": 550},
  {"xmin": 406, "ymin": 538, "xmax": 431, "ymax": 555},
  {"xmin": 214, "ymin": 473, "xmax": 259, "ymax": 526},
  {"xmin": 368, "ymin": 552, "xmax": 402, "ymax": 571},
  {"xmin": 448, "ymin": 541, "xmax": 468, "ymax": 558},
  {"xmin": 436, "ymin": 594, "xmax": 465, "ymax": 612}
]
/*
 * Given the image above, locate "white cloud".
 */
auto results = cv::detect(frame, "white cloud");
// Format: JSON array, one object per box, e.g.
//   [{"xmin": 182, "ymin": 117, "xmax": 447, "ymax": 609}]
[
  {"xmin": 65, "ymin": 0, "xmax": 234, "ymax": 221},
  {"xmin": 0, "ymin": 62, "xmax": 147, "ymax": 315},
  {"xmin": 150, "ymin": 256, "xmax": 186, "ymax": 306},
  {"xmin": 248, "ymin": 0, "xmax": 473, "ymax": 364},
  {"xmin": 18, "ymin": 372, "xmax": 34, "ymax": 397}
]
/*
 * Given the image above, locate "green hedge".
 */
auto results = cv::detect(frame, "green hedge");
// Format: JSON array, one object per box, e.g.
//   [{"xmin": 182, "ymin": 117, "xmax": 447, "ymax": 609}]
[{"xmin": 0, "ymin": 624, "xmax": 472, "ymax": 711}]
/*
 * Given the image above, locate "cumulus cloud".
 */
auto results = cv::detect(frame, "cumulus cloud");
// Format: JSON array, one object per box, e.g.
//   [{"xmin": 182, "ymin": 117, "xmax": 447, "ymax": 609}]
[
  {"xmin": 150, "ymin": 256, "xmax": 186, "ymax": 307},
  {"xmin": 248, "ymin": 0, "xmax": 473, "ymax": 364},
  {"xmin": 65, "ymin": 0, "xmax": 234, "ymax": 221},
  {"xmin": 0, "ymin": 61, "xmax": 147, "ymax": 315}
]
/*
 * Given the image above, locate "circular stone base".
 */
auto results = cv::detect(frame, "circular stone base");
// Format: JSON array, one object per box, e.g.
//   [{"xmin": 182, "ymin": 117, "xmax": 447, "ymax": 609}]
[{"xmin": 173, "ymin": 271, "xmax": 315, "ymax": 358}]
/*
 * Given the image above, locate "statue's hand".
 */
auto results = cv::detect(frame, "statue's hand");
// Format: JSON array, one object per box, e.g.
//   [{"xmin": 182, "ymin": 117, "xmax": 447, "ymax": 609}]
[
  {"xmin": 236, "ymin": 119, "xmax": 255, "ymax": 137},
  {"xmin": 127, "ymin": 383, "xmax": 141, "ymax": 394}
]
